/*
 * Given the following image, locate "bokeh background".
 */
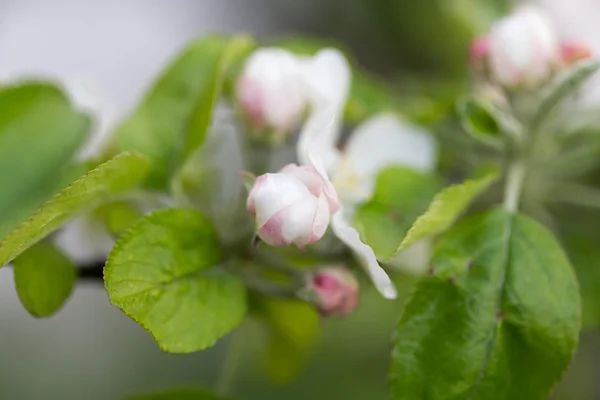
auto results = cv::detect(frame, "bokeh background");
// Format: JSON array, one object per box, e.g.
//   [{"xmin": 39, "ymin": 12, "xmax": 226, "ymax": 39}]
[{"xmin": 1, "ymin": 0, "xmax": 600, "ymax": 399}]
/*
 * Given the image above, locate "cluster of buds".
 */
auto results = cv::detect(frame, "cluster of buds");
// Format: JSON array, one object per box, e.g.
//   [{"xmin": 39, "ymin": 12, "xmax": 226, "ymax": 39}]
[
  {"xmin": 235, "ymin": 45, "xmax": 401, "ymax": 313},
  {"xmin": 469, "ymin": 5, "xmax": 593, "ymax": 89}
]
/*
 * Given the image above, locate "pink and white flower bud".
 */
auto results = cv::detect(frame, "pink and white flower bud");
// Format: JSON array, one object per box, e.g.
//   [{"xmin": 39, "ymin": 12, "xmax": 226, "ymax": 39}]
[
  {"xmin": 309, "ymin": 266, "xmax": 359, "ymax": 317},
  {"xmin": 560, "ymin": 40, "xmax": 593, "ymax": 66},
  {"xmin": 469, "ymin": 36, "xmax": 490, "ymax": 71},
  {"xmin": 488, "ymin": 5, "xmax": 559, "ymax": 87},
  {"xmin": 236, "ymin": 48, "xmax": 306, "ymax": 133},
  {"xmin": 246, "ymin": 164, "xmax": 339, "ymax": 247}
]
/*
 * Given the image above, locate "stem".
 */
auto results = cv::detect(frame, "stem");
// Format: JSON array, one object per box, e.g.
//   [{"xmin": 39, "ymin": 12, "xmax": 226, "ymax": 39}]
[
  {"xmin": 503, "ymin": 160, "xmax": 526, "ymax": 213},
  {"xmin": 224, "ymin": 257, "xmax": 303, "ymax": 299},
  {"xmin": 216, "ymin": 329, "xmax": 244, "ymax": 397}
]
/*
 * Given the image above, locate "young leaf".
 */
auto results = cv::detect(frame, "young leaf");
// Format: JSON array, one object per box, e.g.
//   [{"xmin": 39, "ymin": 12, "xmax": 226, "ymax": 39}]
[
  {"xmin": 104, "ymin": 208, "xmax": 246, "ymax": 353},
  {"xmin": 0, "ymin": 160, "xmax": 101, "ymax": 239},
  {"xmin": 258, "ymin": 298, "xmax": 320, "ymax": 384},
  {"xmin": 456, "ymin": 96, "xmax": 502, "ymax": 146},
  {"xmin": 0, "ymin": 152, "xmax": 149, "ymax": 267},
  {"xmin": 13, "ymin": 241, "xmax": 76, "ymax": 317},
  {"xmin": 105, "ymin": 35, "xmax": 256, "ymax": 190},
  {"xmin": 129, "ymin": 388, "xmax": 224, "ymax": 400},
  {"xmin": 0, "ymin": 82, "xmax": 91, "ymax": 227},
  {"xmin": 532, "ymin": 59, "xmax": 600, "ymax": 132},
  {"xmin": 390, "ymin": 209, "xmax": 580, "ymax": 400},
  {"xmin": 354, "ymin": 166, "xmax": 441, "ymax": 260},
  {"xmin": 385, "ymin": 171, "xmax": 498, "ymax": 261}
]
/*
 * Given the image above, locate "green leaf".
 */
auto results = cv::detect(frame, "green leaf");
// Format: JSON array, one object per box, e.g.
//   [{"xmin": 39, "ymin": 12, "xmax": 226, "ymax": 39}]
[
  {"xmin": 562, "ymin": 232, "xmax": 600, "ymax": 329},
  {"xmin": 129, "ymin": 388, "xmax": 223, "ymax": 400},
  {"xmin": 457, "ymin": 96, "xmax": 503, "ymax": 146},
  {"xmin": 386, "ymin": 171, "xmax": 498, "ymax": 261},
  {"xmin": 104, "ymin": 208, "xmax": 246, "ymax": 353},
  {"xmin": 13, "ymin": 241, "xmax": 76, "ymax": 317},
  {"xmin": 0, "ymin": 82, "xmax": 91, "ymax": 228},
  {"xmin": 258, "ymin": 298, "xmax": 320, "ymax": 384},
  {"xmin": 95, "ymin": 201, "xmax": 142, "ymax": 237},
  {"xmin": 532, "ymin": 59, "xmax": 600, "ymax": 132},
  {"xmin": 0, "ymin": 152, "xmax": 149, "ymax": 267},
  {"xmin": 354, "ymin": 166, "xmax": 441, "ymax": 260},
  {"xmin": 106, "ymin": 35, "xmax": 256, "ymax": 190},
  {"xmin": 390, "ymin": 209, "xmax": 580, "ymax": 400}
]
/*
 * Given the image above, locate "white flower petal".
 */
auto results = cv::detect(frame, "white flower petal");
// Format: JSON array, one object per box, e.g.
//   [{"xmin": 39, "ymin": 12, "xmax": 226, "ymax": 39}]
[
  {"xmin": 334, "ymin": 113, "xmax": 437, "ymax": 205},
  {"xmin": 280, "ymin": 163, "xmax": 339, "ymax": 212},
  {"xmin": 248, "ymin": 173, "xmax": 311, "ymax": 228},
  {"xmin": 296, "ymin": 105, "xmax": 341, "ymax": 174},
  {"xmin": 331, "ymin": 207, "xmax": 397, "ymax": 299},
  {"xmin": 258, "ymin": 193, "xmax": 323, "ymax": 246},
  {"xmin": 300, "ymin": 48, "xmax": 351, "ymax": 108},
  {"xmin": 296, "ymin": 48, "xmax": 351, "ymax": 174}
]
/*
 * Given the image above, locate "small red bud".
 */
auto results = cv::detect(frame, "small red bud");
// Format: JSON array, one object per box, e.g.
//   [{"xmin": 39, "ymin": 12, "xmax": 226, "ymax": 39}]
[
  {"xmin": 309, "ymin": 266, "xmax": 359, "ymax": 317},
  {"xmin": 469, "ymin": 36, "xmax": 490, "ymax": 71},
  {"xmin": 561, "ymin": 41, "xmax": 593, "ymax": 66}
]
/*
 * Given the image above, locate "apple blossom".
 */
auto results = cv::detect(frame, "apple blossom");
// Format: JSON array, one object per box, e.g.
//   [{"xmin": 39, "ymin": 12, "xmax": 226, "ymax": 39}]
[
  {"xmin": 246, "ymin": 163, "xmax": 339, "ymax": 247},
  {"xmin": 487, "ymin": 5, "xmax": 560, "ymax": 87},
  {"xmin": 236, "ymin": 48, "xmax": 306, "ymax": 133},
  {"xmin": 243, "ymin": 46, "xmax": 437, "ymax": 299}
]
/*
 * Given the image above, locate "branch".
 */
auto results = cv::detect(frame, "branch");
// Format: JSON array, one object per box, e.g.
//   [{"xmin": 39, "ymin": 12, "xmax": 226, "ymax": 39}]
[{"xmin": 77, "ymin": 261, "xmax": 105, "ymax": 282}]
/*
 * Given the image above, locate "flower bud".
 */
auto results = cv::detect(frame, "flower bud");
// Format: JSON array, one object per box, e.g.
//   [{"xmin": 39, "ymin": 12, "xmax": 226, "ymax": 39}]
[
  {"xmin": 308, "ymin": 266, "xmax": 359, "ymax": 317},
  {"xmin": 469, "ymin": 36, "xmax": 490, "ymax": 72},
  {"xmin": 560, "ymin": 41, "xmax": 593, "ymax": 67},
  {"xmin": 487, "ymin": 6, "xmax": 559, "ymax": 88},
  {"xmin": 236, "ymin": 48, "xmax": 306, "ymax": 133},
  {"xmin": 246, "ymin": 164, "xmax": 339, "ymax": 247}
]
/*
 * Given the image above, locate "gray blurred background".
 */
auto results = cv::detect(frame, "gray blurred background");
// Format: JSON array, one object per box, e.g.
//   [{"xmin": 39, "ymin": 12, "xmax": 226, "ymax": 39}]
[{"xmin": 1, "ymin": 0, "xmax": 600, "ymax": 399}]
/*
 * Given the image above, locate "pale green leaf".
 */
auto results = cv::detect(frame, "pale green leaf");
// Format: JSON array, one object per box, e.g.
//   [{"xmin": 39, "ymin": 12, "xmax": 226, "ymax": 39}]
[
  {"xmin": 390, "ymin": 209, "xmax": 580, "ymax": 400},
  {"xmin": 386, "ymin": 171, "xmax": 498, "ymax": 261},
  {"xmin": 104, "ymin": 208, "xmax": 246, "ymax": 353},
  {"xmin": 0, "ymin": 152, "xmax": 150, "ymax": 267},
  {"xmin": 129, "ymin": 388, "xmax": 223, "ymax": 400},
  {"xmin": 106, "ymin": 35, "xmax": 256, "ymax": 190},
  {"xmin": 456, "ymin": 96, "xmax": 503, "ymax": 147},
  {"xmin": 0, "ymin": 82, "xmax": 91, "ymax": 230},
  {"xmin": 13, "ymin": 241, "xmax": 76, "ymax": 317},
  {"xmin": 259, "ymin": 298, "xmax": 320, "ymax": 383}
]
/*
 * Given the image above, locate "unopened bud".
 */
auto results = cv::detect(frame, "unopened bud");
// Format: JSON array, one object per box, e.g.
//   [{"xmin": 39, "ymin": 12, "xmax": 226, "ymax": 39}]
[
  {"xmin": 236, "ymin": 48, "xmax": 306, "ymax": 134},
  {"xmin": 246, "ymin": 164, "xmax": 339, "ymax": 247},
  {"xmin": 469, "ymin": 36, "xmax": 490, "ymax": 72},
  {"xmin": 307, "ymin": 266, "xmax": 359, "ymax": 317},
  {"xmin": 487, "ymin": 5, "xmax": 559, "ymax": 88},
  {"xmin": 560, "ymin": 41, "xmax": 593, "ymax": 66}
]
